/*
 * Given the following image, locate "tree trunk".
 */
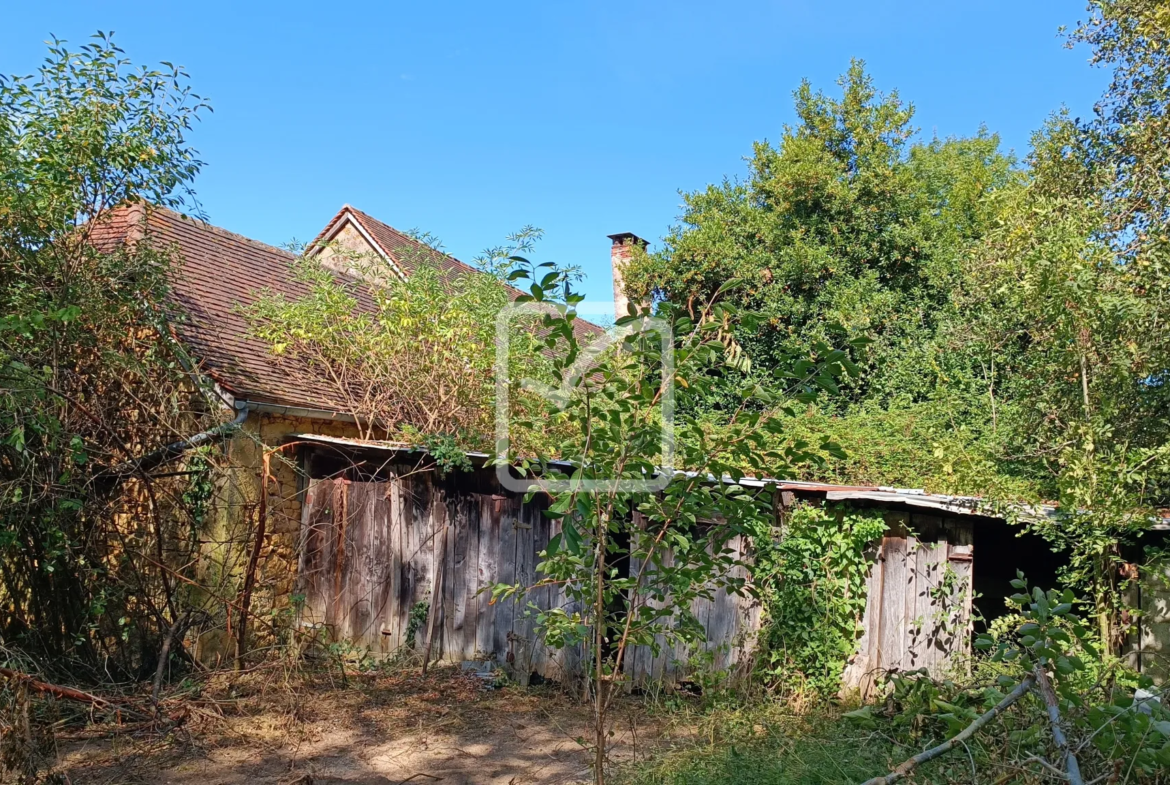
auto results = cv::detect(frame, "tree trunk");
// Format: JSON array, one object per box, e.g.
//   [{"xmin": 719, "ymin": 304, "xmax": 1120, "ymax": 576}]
[{"xmin": 594, "ymin": 512, "xmax": 608, "ymax": 785}]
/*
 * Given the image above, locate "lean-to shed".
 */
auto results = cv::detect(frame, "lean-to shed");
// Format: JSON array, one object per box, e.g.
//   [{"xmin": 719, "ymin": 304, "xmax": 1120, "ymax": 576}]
[{"xmin": 287, "ymin": 434, "xmax": 1039, "ymax": 693}]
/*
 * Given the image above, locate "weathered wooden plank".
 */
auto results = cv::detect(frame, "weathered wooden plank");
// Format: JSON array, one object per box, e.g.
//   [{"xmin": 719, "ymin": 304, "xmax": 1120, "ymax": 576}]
[
  {"xmin": 902, "ymin": 533, "xmax": 919, "ymax": 671},
  {"xmin": 948, "ymin": 541, "xmax": 975, "ymax": 669},
  {"xmin": 384, "ymin": 477, "xmax": 404, "ymax": 650},
  {"xmin": 475, "ymin": 493, "xmax": 497, "ymax": 661},
  {"xmin": 542, "ymin": 509, "xmax": 584, "ymax": 688},
  {"xmin": 452, "ymin": 493, "xmax": 471, "ymax": 661},
  {"xmin": 706, "ymin": 542, "xmax": 736, "ymax": 674},
  {"xmin": 404, "ymin": 476, "xmax": 434, "ymax": 653},
  {"xmin": 440, "ymin": 484, "xmax": 460, "ymax": 661},
  {"xmin": 842, "ymin": 536, "xmax": 884, "ymax": 696},
  {"xmin": 364, "ymin": 483, "xmax": 392, "ymax": 654},
  {"xmin": 327, "ymin": 479, "xmax": 348, "ymax": 634},
  {"xmin": 648, "ymin": 549, "xmax": 673, "ymax": 686},
  {"xmin": 365, "ymin": 483, "xmax": 388, "ymax": 647},
  {"xmin": 355, "ymin": 483, "xmax": 377, "ymax": 646},
  {"xmin": 299, "ymin": 478, "xmax": 334, "ymax": 629},
  {"xmin": 878, "ymin": 536, "xmax": 906, "ymax": 673},
  {"xmin": 492, "ymin": 494, "xmax": 517, "ymax": 668},
  {"xmin": 723, "ymin": 536, "xmax": 745, "ymax": 673},
  {"xmin": 511, "ymin": 495, "xmax": 537, "ymax": 683},
  {"xmin": 630, "ymin": 553, "xmax": 653, "ymax": 687},
  {"xmin": 529, "ymin": 498, "xmax": 559, "ymax": 681},
  {"xmin": 338, "ymin": 481, "xmax": 361, "ymax": 644},
  {"xmin": 912, "ymin": 538, "xmax": 943, "ymax": 672}
]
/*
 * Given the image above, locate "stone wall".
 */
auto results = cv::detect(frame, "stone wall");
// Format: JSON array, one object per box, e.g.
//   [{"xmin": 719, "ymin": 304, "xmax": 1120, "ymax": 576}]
[
  {"xmin": 313, "ymin": 218, "xmax": 394, "ymax": 282},
  {"xmin": 213, "ymin": 411, "xmax": 362, "ymax": 611}
]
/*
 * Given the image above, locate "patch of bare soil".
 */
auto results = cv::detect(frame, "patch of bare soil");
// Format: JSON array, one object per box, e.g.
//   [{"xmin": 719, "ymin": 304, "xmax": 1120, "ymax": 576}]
[{"xmin": 53, "ymin": 666, "xmax": 666, "ymax": 785}]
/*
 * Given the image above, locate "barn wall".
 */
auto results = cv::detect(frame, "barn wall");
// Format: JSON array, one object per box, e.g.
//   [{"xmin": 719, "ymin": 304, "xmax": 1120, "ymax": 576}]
[
  {"xmin": 296, "ymin": 468, "xmax": 763, "ymax": 686},
  {"xmin": 278, "ymin": 441, "xmax": 982, "ymax": 690},
  {"xmin": 205, "ymin": 412, "xmax": 362, "ymax": 612},
  {"xmin": 625, "ymin": 527, "xmax": 761, "ymax": 689},
  {"xmin": 297, "ymin": 470, "xmax": 590, "ymax": 684},
  {"xmin": 841, "ymin": 511, "xmax": 975, "ymax": 698},
  {"xmin": 1129, "ymin": 557, "xmax": 1170, "ymax": 683}
]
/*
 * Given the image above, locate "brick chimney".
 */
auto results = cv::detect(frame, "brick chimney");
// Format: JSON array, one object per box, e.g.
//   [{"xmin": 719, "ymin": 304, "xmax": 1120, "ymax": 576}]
[{"xmin": 608, "ymin": 232, "xmax": 648, "ymax": 318}]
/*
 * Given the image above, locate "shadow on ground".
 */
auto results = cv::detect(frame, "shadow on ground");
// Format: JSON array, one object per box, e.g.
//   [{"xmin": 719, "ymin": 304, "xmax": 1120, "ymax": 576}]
[{"xmin": 54, "ymin": 666, "xmax": 661, "ymax": 785}]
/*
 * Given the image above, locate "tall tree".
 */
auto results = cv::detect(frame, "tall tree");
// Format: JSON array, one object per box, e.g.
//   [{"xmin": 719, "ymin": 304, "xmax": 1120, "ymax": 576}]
[
  {"xmin": 948, "ymin": 2, "xmax": 1170, "ymax": 650},
  {"xmin": 622, "ymin": 61, "xmax": 1018, "ymax": 409}
]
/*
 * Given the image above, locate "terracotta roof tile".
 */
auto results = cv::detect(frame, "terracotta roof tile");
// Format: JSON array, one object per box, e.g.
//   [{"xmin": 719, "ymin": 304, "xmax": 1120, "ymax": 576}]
[
  {"xmin": 316, "ymin": 205, "xmax": 603, "ymax": 345},
  {"xmin": 95, "ymin": 205, "xmax": 603, "ymax": 413}
]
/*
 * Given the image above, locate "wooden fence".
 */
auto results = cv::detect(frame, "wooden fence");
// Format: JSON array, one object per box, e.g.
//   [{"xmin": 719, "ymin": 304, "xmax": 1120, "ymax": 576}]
[{"xmin": 295, "ymin": 462, "xmax": 972, "ymax": 691}]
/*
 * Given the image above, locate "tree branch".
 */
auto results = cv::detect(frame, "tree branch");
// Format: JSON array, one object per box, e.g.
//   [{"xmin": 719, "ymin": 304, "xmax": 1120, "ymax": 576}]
[
  {"xmin": 1034, "ymin": 664, "xmax": 1085, "ymax": 785},
  {"xmin": 859, "ymin": 674, "xmax": 1036, "ymax": 785}
]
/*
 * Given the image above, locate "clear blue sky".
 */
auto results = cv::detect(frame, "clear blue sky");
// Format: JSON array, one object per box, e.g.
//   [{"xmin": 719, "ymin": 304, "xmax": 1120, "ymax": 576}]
[{"xmin": 3, "ymin": 1, "xmax": 1108, "ymax": 314}]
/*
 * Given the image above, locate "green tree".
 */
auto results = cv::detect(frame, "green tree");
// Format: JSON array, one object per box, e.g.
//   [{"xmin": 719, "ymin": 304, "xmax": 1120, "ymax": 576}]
[
  {"xmin": 493, "ymin": 260, "xmax": 853, "ymax": 784},
  {"xmin": 0, "ymin": 33, "xmax": 217, "ymax": 673},
  {"xmin": 954, "ymin": 15, "xmax": 1170, "ymax": 648},
  {"xmin": 622, "ymin": 60, "xmax": 1017, "ymax": 409},
  {"xmin": 1072, "ymin": 0, "xmax": 1170, "ymax": 265}
]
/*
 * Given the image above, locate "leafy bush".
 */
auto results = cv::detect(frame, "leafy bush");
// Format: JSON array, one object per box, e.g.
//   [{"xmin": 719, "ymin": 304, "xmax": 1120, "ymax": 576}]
[
  {"xmin": 0, "ymin": 33, "xmax": 220, "ymax": 675},
  {"xmin": 845, "ymin": 575, "xmax": 1170, "ymax": 782},
  {"xmin": 754, "ymin": 503, "xmax": 886, "ymax": 696}
]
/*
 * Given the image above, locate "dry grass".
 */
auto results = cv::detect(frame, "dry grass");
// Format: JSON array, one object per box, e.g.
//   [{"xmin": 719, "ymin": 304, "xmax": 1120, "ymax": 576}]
[{"xmin": 46, "ymin": 663, "xmax": 674, "ymax": 785}]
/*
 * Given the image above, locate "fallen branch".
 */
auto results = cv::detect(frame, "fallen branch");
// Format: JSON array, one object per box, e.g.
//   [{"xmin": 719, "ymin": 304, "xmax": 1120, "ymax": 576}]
[
  {"xmin": 0, "ymin": 667, "xmax": 116, "ymax": 707},
  {"xmin": 859, "ymin": 674, "xmax": 1036, "ymax": 785},
  {"xmin": 1034, "ymin": 664, "xmax": 1085, "ymax": 785}
]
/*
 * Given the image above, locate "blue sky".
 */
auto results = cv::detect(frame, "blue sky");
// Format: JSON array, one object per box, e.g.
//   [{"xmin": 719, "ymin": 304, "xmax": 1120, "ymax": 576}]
[{"xmin": 3, "ymin": 1, "xmax": 1108, "ymax": 314}]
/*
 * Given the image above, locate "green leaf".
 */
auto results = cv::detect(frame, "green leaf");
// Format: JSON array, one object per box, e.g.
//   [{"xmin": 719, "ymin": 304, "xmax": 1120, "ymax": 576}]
[{"xmin": 842, "ymin": 706, "xmax": 877, "ymax": 730}]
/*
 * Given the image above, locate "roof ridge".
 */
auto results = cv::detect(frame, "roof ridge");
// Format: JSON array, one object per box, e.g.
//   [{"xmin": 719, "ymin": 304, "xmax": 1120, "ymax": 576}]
[
  {"xmin": 148, "ymin": 205, "xmax": 298, "ymax": 260},
  {"xmin": 344, "ymin": 205, "xmax": 545, "ymax": 303},
  {"xmin": 346, "ymin": 206, "xmax": 472, "ymax": 267}
]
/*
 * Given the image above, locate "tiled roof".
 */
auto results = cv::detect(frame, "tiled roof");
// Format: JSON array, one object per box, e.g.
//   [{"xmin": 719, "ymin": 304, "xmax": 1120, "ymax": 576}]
[
  {"xmin": 90, "ymin": 204, "xmax": 603, "ymax": 413},
  {"xmin": 312, "ymin": 205, "xmax": 602, "ymax": 345}
]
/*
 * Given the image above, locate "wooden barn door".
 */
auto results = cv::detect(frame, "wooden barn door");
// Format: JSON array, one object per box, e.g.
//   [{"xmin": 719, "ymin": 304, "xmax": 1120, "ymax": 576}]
[
  {"xmin": 843, "ymin": 516, "xmax": 974, "ymax": 699},
  {"xmin": 298, "ymin": 476, "xmax": 437, "ymax": 654},
  {"xmin": 296, "ymin": 474, "xmax": 577, "ymax": 677}
]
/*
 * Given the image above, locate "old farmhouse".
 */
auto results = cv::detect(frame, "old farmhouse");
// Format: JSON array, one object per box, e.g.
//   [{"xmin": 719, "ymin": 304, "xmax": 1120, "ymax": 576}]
[{"xmin": 90, "ymin": 204, "xmax": 1170, "ymax": 691}]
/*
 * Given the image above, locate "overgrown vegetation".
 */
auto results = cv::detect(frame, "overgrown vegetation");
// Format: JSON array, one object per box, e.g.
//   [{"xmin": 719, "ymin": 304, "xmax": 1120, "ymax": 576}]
[
  {"xmin": 489, "ymin": 260, "xmax": 856, "ymax": 784},
  {"xmin": 0, "ymin": 33, "xmax": 220, "ymax": 674},
  {"xmin": 619, "ymin": 578, "xmax": 1170, "ymax": 784},
  {"xmin": 618, "ymin": 0, "xmax": 1170, "ymax": 662},
  {"xmin": 248, "ymin": 245, "xmax": 527, "ymax": 447},
  {"xmin": 753, "ymin": 503, "xmax": 887, "ymax": 696},
  {"xmin": 4, "ymin": 3, "xmax": 1170, "ymax": 784}
]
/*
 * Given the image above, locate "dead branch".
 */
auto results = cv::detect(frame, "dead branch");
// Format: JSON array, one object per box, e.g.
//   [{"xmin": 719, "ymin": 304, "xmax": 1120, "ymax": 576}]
[
  {"xmin": 236, "ymin": 449, "xmax": 276, "ymax": 668},
  {"xmin": 0, "ymin": 667, "xmax": 116, "ymax": 708},
  {"xmin": 859, "ymin": 674, "xmax": 1036, "ymax": 785},
  {"xmin": 1034, "ymin": 664, "xmax": 1085, "ymax": 785},
  {"xmin": 152, "ymin": 610, "xmax": 191, "ymax": 709}
]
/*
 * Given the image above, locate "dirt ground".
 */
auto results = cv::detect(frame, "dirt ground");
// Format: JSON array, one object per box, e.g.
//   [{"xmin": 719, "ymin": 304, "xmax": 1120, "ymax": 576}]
[{"xmin": 52, "ymin": 666, "xmax": 673, "ymax": 785}]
